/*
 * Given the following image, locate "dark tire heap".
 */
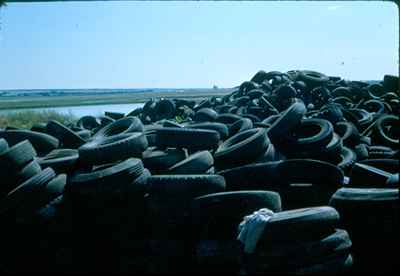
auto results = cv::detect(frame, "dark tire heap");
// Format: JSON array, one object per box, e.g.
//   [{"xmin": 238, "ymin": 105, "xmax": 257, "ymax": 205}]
[{"xmin": 0, "ymin": 70, "xmax": 398, "ymax": 274}]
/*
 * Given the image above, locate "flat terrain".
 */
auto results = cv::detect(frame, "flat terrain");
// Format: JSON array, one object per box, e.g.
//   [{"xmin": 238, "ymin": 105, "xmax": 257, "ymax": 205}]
[{"xmin": 0, "ymin": 89, "xmax": 233, "ymax": 110}]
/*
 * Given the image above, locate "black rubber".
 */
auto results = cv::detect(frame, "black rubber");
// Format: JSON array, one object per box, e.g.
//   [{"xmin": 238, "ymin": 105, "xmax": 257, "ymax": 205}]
[
  {"xmin": 214, "ymin": 128, "xmax": 270, "ymax": 169},
  {"xmin": 0, "ymin": 138, "xmax": 9, "ymax": 154},
  {"xmin": 142, "ymin": 147, "xmax": 187, "ymax": 174},
  {"xmin": 336, "ymin": 147, "xmax": 357, "ymax": 173},
  {"xmin": 0, "ymin": 129, "xmax": 59, "ymax": 155},
  {"xmin": 16, "ymin": 159, "xmax": 42, "ymax": 184},
  {"xmin": 348, "ymin": 162, "xmax": 392, "ymax": 188},
  {"xmin": 66, "ymin": 158, "xmax": 144, "ymax": 197},
  {"xmin": 104, "ymin": 111, "xmax": 125, "ymax": 120},
  {"xmin": 154, "ymin": 99, "xmax": 176, "ymax": 120},
  {"xmin": 267, "ymin": 101, "xmax": 306, "ymax": 145},
  {"xmin": 167, "ymin": 150, "xmax": 214, "ymax": 174},
  {"xmin": 218, "ymin": 161, "xmax": 282, "ymax": 191},
  {"xmin": 186, "ymin": 122, "xmax": 229, "ymax": 141},
  {"xmin": 79, "ymin": 132, "xmax": 148, "ymax": 165},
  {"xmin": 93, "ymin": 116, "xmax": 144, "ymax": 139},
  {"xmin": 359, "ymin": 158, "xmax": 398, "ymax": 174},
  {"xmin": 0, "ymin": 167, "xmax": 56, "ymax": 217},
  {"xmin": 155, "ymin": 127, "xmax": 220, "ymax": 150},
  {"xmin": 46, "ymin": 120, "xmax": 86, "ymax": 149},
  {"xmin": 77, "ymin": 116, "xmax": 102, "ymax": 130},
  {"xmin": 0, "ymin": 140, "xmax": 37, "ymax": 172},
  {"xmin": 215, "ymin": 113, "xmax": 242, "ymax": 125},
  {"xmin": 334, "ymin": 121, "xmax": 361, "ymax": 147},
  {"xmin": 228, "ymin": 118, "xmax": 253, "ymax": 137},
  {"xmin": 192, "ymin": 190, "xmax": 282, "ymax": 239},
  {"xmin": 297, "ymin": 70, "xmax": 329, "ymax": 88},
  {"xmin": 279, "ymin": 118, "xmax": 334, "ymax": 155},
  {"xmin": 374, "ymin": 115, "xmax": 398, "ymax": 148},
  {"xmin": 258, "ymin": 206, "xmax": 339, "ymax": 245},
  {"xmin": 194, "ymin": 108, "xmax": 218, "ymax": 122},
  {"xmin": 147, "ymin": 174, "xmax": 226, "ymax": 199},
  {"xmin": 37, "ymin": 149, "xmax": 79, "ymax": 174}
]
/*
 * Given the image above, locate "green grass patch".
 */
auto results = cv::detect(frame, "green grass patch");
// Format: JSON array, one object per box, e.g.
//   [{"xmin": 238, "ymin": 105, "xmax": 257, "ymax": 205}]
[{"xmin": 0, "ymin": 110, "xmax": 77, "ymax": 129}]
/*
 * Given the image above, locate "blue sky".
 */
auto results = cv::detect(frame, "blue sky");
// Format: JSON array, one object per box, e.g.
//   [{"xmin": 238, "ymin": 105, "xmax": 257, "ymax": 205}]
[{"xmin": 0, "ymin": 1, "xmax": 398, "ymax": 89}]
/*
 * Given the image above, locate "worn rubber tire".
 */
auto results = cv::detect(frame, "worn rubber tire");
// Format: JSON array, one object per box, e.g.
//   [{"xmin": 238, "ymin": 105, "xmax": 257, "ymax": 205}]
[
  {"xmin": 214, "ymin": 128, "xmax": 270, "ymax": 169},
  {"xmin": 228, "ymin": 118, "xmax": 253, "ymax": 137},
  {"xmin": 267, "ymin": 101, "xmax": 306, "ymax": 145},
  {"xmin": 0, "ymin": 130, "xmax": 59, "ymax": 155},
  {"xmin": 79, "ymin": 132, "xmax": 148, "ymax": 165},
  {"xmin": 194, "ymin": 108, "xmax": 218, "ymax": 122},
  {"xmin": 37, "ymin": 149, "xmax": 79, "ymax": 174},
  {"xmin": 66, "ymin": 158, "xmax": 144, "ymax": 197},
  {"xmin": 46, "ymin": 120, "xmax": 86, "ymax": 149},
  {"xmin": 186, "ymin": 122, "xmax": 229, "ymax": 141},
  {"xmin": 147, "ymin": 174, "xmax": 226, "ymax": 199},
  {"xmin": 93, "ymin": 116, "xmax": 144, "ymax": 139},
  {"xmin": 167, "ymin": 150, "xmax": 214, "ymax": 174},
  {"xmin": 155, "ymin": 127, "xmax": 220, "ymax": 150},
  {"xmin": 192, "ymin": 190, "xmax": 282, "ymax": 240},
  {"xmin": 142, "ymin": 147, "xmax": 187, "ymax": 173}
]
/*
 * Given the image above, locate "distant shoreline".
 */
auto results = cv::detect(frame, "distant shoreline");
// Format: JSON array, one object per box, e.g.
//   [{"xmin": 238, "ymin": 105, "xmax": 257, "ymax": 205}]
[{"xmin": 0, "ymin": 88, "xmax": 232, "ymax": 110}]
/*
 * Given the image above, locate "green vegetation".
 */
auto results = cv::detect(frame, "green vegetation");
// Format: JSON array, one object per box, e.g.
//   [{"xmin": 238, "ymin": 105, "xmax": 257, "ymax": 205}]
[{"xmin": 0, "ymin": 110, "xmax": 77, "ymax": 129}]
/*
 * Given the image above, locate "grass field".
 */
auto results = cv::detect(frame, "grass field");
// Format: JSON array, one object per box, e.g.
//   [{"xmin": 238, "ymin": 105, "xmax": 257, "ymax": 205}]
[
  {"xmin": 0, "ymin": 110, "xmax": 77, "ymax": 129},
  {"xmin": 0, "ymin": 89, "xmax": 232, "ymax": 110}
]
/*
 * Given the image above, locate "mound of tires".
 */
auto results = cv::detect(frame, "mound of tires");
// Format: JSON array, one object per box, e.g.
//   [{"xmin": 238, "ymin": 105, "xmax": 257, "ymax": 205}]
[{"xmin": 0, "ymin": 70, "xmax": 398, "ymax": 274}]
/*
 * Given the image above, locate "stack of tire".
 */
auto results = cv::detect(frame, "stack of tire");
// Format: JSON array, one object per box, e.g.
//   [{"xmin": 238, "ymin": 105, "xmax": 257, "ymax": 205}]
[
  {"xmin": 0, "ymin": 69, "xmax": 398, "ymax": 274},
  {"xmin": 0, "ymin": 138, "xmax": 66, "ymax": 273},
  {"xmin": 241, "ymin": 207, "xmax": 353, "ymax": 274}
]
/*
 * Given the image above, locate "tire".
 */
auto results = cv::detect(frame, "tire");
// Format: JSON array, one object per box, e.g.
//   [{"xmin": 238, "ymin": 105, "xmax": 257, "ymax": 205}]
[
  {"xmin": 167, "ymin": 150, "xmax": 214, "ymax": 174},
  {"xmin": 215, "ymin": 113, "xmax": 242, "ymax": 125},
  {"xmin": 17, "ymin": 159, "xmax": 42, "ymax": 183},
  {"xmin": 383, "ymin": 74, "xmax": 399, "ymax": 93},
  {"xmin": 79, "ymin": 132, "xmax": 148, "ymax": 165},
  {"xmin": 192, "ymin": 191, "xmax": 282, "ymax": 239},
  {"xmin": 186, "ymin": 122, "xmax": 229, "ymax": 141},
  {"xmin": 142, "ymin": 147, "xmax": 187, "ymax": 173},
  {"xmin": 77, "ymin": 116, "xmax": 102, "ymax": 130},
  {"xmin": 359, "ymin": 158, "xmax": 398, "ymax": 174},
  {"xmin": 0, "ymin": 167, "xmax": 56, "ymax": 217},
  {"xmin": 66, "ymin": 158, "xmax": 144, "ymax": 197},
  {"xmin": 147, "ymin": 174, "xmax": 226, "ymax": 199},
  {"xmin": 374, "ymin": 115, "xmax": 398, "ymax": 148},
  {"xmin": 0, "ymin": 140, "xmax": 37, "ymax": 172},
  {"xmin": 194, "ymin": 108, "xmax": 218, "ymax": 122},
  {"xmin": 280, "ymin": 118, "xmax": 334, "ymax": 155},
  {"xmin": 334, "ymin": 121, "xmax": 360, "ymax": 147},
  {"xmin": 348, "ymin": 162, "xmax": 392, "ymax": 188},
  {"xmin": 249, "ymin": 229, "xmax": 352, "ymax": 273},
  {"xmin": 217, "ymin": 161, "xmax": 282, "ymax": 192},
  {"xmin": 93, "ymin": 116, "xmax": 144, "ymax": 140},
  {"xmin": 46, "ymin": 120, "xmax": 86, "ymax": 149},
  {"xmin": 214, "ymin": 128, "xmax": 270, "ymax": 169},
  {"xmin": 257, "ymin": 207, "xmax": 339, "ymax": 246},
  {"xmin": 75, "ymin": 129, "xmax": 92, "ymax": 140},
  {"xmin": 228, "ymin": 118, "xmax": 253, "ymax": 137},
  {"xmin": 37, "ymin": 149, "xmax": 79, "ymax": 174},
  {"xmin": 267, "ymin": 102, "xmax": 306, "ymax": 145},
  {"xmin": 154, "ymin": 99, "xmax": 176, "ymax": 120},
  {"xmin": 297, "ymin": 70, "xmax": 329, "ymax": 88},
  {"xmin": 30, "ymin": 123, "xmax": 48, "ymax": 133},
  {"xmin": 155, "ymin": 127, "xmax": 220, "ymax": 150},
  {"xmin": 0, "ymin": 138, "xmax": 9, "ymax": 154},
  {"xmin": 336, "ymin": 147, "xmax": 357, "ymax": 174},
  {"xmin": 0, "ymin": 130, "xmax": 59, "ymax": 155},
  {"xmin": 104, "ymin": 111, "xmax": 125, "ymax": 120}
]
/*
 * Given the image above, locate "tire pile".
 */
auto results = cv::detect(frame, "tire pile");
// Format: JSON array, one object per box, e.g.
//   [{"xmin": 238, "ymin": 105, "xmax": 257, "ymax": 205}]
[{"xmin": 0, "ymin": 70, "xmax": 398, "ymax": 274}]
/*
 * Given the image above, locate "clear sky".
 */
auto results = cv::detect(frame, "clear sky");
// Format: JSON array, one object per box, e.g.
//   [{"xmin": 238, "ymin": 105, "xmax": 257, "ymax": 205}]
[{"xmin": 0, "ymin": 1, "xmax": 398, "ymax": 89}]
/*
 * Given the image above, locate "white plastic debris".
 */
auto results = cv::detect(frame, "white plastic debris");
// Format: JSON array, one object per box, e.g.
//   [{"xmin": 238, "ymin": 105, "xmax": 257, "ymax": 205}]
[{"xmin": 237, "ymin": 208, "xmax": 274, "ymax": 254}]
